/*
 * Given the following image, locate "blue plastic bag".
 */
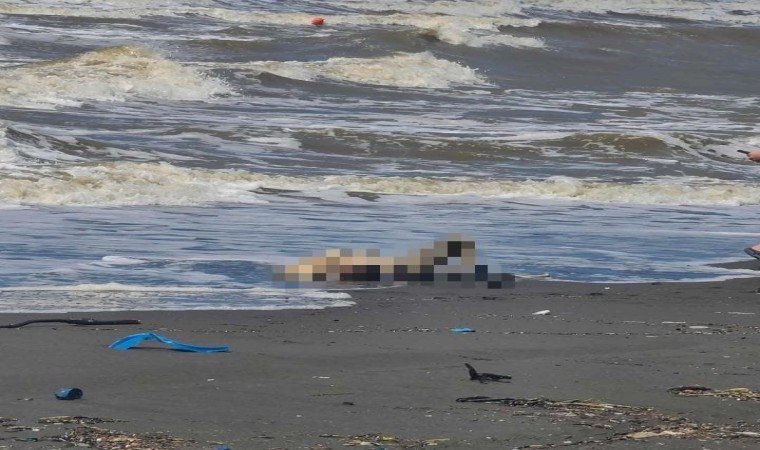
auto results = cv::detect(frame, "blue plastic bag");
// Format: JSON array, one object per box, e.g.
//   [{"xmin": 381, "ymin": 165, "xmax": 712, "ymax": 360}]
[{"xmin": 109, "ymin": 332, "xmax": 230, "ymax": 353}]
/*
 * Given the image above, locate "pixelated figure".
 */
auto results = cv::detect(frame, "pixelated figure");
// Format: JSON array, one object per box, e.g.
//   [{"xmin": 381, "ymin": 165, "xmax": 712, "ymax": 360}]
[{"xmin": 272, "ymin": 234, "xmax": 515, "ymax": 289}]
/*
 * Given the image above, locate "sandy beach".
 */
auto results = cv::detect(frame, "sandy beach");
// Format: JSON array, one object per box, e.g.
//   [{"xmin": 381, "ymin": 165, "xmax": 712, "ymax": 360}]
[
  {"xmin": 2, "ymin": 261, "xmax": 760, "ymax": 449},
  {"xmin": 4, "ymin": 2, "xmax": 760, "ymax": 450}
]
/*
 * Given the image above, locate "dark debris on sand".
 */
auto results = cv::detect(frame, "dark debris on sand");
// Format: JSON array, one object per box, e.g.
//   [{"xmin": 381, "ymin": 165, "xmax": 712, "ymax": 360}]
[
  {"xmin": 39, "ymin": 415, "xmax": 119, "ymax": 425},
  {"xmin": 668, "ymin": 385, "xmax": 760, "ymax": 401},
  {"xmin": 319, "ymin": 433, "xmax": 449, "ymax": 448},
  {"xmin": 456, "ymin": 395, "xmax": 760, "ymax": 447},
  {"xmin": 54, "ymin": 426, "xmax": 186, "ymax": 450}
]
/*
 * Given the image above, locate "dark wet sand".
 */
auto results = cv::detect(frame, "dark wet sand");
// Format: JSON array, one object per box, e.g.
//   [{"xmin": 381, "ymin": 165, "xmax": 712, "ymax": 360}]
[{"xmin": 2, "ymin": 261, "xmax": 760, "ymax": 449}]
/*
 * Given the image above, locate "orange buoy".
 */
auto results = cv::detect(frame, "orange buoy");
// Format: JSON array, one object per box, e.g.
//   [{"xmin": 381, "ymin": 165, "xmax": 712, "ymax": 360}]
[{"xmin": 311, "ymin": 17, "xmax": 325, "ymax": 26}]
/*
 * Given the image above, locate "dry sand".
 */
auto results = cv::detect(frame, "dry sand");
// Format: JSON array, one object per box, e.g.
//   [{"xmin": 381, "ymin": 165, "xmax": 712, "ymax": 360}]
[{"xmin": 2, "ymin": 261, "xmax": 760, "ymax": 449}]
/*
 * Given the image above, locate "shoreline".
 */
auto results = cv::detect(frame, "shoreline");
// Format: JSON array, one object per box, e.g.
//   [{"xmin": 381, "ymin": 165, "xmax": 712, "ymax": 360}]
[{"xmin": 1, "ymin": 269, "xmax": 760, "ymax": 449}]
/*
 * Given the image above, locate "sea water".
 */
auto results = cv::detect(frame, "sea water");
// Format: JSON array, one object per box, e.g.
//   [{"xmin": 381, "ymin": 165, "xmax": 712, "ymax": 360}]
[{"xmin": 1, "ymin": 0, "xmax": 759, "ymax": 312}]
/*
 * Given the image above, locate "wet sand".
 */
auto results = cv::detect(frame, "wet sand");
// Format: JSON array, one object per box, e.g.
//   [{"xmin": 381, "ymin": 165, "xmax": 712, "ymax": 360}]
[{"xmin": 2, "ymin": 261, "xmax": 760, "ymax": 449}]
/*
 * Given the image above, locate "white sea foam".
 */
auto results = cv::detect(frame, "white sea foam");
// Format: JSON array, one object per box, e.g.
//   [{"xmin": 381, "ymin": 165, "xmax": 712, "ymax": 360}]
[
  {"xmin": 0, "ymin": 1, "xmax": 216, "ymax": 19},
  {"xmin": 0, "ymin": 46, "xmax": 230, "ymax": 109},
  {"xmin": 330, "ymin": 0, "xmax": 543, "ymax": 47},
  {"xmin": 707, "ymin": 136, "xmax": 760, "ymax": 160},
  {"xmin": 525, "ymin": 0, "xmax": 760, "ymax": 26},
  {"xmin": 0, "ymin": 162, "xmax": 267, "ymax": 206},
  {"xmin": 337, "ymin": 13, "xmax": 542, "ymax": 48},
  {"xmin": 0, "ymin": 161, "xmax": 758, "ymax": 207},
  {"xmin": 100, "ymin": 256, "xmax": 149, "ymax": 266},
  {"xmin": 186, "ymin": 6, "xmax": 542, "ymax": 48},
  {"xmin": 338, "ymin": 0, "xmax": 523, "ymax": 16},
  {"xmin": 245, "ymin": 135, "xmax": 303, "ymax": 149},
  {"xmin": 0, "ymin": 2, "xmax": 542, "ymax": 48},
  {"xmin": 0, "ymin": 127, "xmax": 17, "ymax": 164},
  {"xmin": 0, "ymin": 4, "xmax": 132, "ymax": 19},
  {"xmin": 0, "ymin": 283, "xmax": 338, "ymax": 298},
  {"xmin": 0, "ymin": 283, "xmax": 354, "ymax": 313},
  {"xmin": 0, "ymin": 125, "xmax": 89, "ymax": 166},
  {"xmin": 239, "ymin": 52, "xmax": 489, "ymax": 88}
]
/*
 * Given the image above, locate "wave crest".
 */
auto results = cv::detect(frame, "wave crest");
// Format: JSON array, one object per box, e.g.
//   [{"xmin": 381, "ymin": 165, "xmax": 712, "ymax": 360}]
[
  {"xmin": 0, "ymin": 161, "xmax": 757, "ymax": 207},
  {"xmin": 244, "ymin": 52, "xmax": 489, "ymax": 88},
  {"xmin": 0, "ymin": 46, "xmax": 230, "ymax": 109}
]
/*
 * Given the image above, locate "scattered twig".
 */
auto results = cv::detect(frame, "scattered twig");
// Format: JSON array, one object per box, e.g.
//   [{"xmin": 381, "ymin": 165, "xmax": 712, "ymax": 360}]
[
  {"xmin": 456, "ymin": 395, "xmax": 760, "ymax": 444},
  {"xmin": 55, "ymin": 426, "xmax": 184, "ymax": 450},
  {"xmin": 39, "ymin": 416, "xmax": 118, "ymax": 425},
  {"xmin": 0, "ymin": 318, "xmax": 140, "ymax": 329}
]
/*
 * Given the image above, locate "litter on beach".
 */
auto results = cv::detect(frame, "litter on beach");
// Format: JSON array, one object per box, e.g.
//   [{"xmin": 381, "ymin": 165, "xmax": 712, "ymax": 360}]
[
  {"xmin": 109, "ymin": 332, "xmax": 230, "ymax": 353},
  {"xmin": 54, "ymin": 388, "xmax": 83, "ymax": 401},
  {"xmin": 0, "ymin": 318, "xmax": 140, "ymax": 329},
  {"xmin": 465, "ymin": 363, "xmax": 511, "ymax": 383},
  {"xmin": 449, "ymin": 327, "xmax": 475, "ymax": 333}
]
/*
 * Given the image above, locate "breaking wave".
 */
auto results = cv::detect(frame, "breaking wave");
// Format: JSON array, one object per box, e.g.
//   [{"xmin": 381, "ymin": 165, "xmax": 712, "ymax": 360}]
[
  {"xmin": 525, "ymin": 0, "xmax": 760, "ymax": 26},
  {"xmin": 331, "ymin": 13, "xmax": 543, "ymax": 48},
  {"xmin": 0, "ymin": 161, "xmax": 757, "ymax": 207},
  {"xmin": 0, "ymin": 3, "xmax": 542, "ymax": 49},
  {"xmin": 236, "ymin": 52, "xmax": 489, "ymax": 88},
  {"xmin": 0, "ymin": 46, "xmax": 230, "ymax": 108},
  {"xmin": 331, "ymin": 0, "xmax": 543, "ymax": 47}
]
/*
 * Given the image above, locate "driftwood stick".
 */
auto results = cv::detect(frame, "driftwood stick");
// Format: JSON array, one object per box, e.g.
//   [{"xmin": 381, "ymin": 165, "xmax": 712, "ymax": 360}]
[{"xmin": 0, "ymin": 318, "xmax": 140, "ymax": 329}]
